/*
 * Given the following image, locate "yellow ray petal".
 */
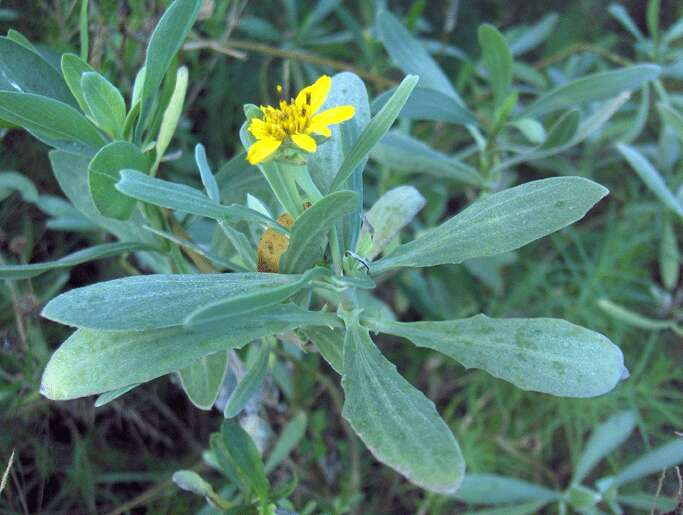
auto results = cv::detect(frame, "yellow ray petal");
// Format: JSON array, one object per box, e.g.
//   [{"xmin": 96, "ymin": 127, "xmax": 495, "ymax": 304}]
[
  {"xmin": 310, "ymin": 105, "xmax": 355, "ymax": 127},
  {"xmin": 247, "ymin": 138, "xmax": 282, "ymax": 165},
  {"xmin": 308, "ymin": 123, "xmax": 332, "ymax": 137},
  {"xmin": 248, "ymin": 118, "xmax": 270, "ymax": 139},
  {"xmin": 291, "ymin": 133, "xmax": 317, "ymax": 153},
  {"xmin": 296, "ymin": 75, "xmax": 331, "ymax": 113}
]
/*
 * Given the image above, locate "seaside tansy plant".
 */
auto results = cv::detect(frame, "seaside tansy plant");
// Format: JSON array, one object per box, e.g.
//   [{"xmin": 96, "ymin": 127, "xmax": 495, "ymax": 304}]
[{"xmin": 0, "ymin": 0, "xmax": 634, "ymax": 504}]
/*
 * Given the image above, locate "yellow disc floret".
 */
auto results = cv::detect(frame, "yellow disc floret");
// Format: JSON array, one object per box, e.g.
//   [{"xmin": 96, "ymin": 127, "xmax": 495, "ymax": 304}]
[{"xmin": 246, "ymin": 75, "xmax": 355, "ymax": 165}]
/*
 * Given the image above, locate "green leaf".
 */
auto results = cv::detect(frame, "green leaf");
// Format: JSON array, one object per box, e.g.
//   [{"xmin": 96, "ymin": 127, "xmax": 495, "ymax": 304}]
[
  {"xmin": 0, "ymin": 242, "xmax": 153, "ymax": 280},
  {"xmin": 301, "ymin": 326, "xmax": 344, "ymax": 374},
  {"xmin": 521, "ymin": 65, "xmax": 661, "ymax": 118},
  {"xmin": 372, "ymin": 177, "xmax": 608, "ymax": 274},
  {"xmin": 464, "ymin": 501, "xmax": 550, "ymax": 515},
  {"xmin": 368, "ymin": 315, "xmax": 627, "ymax": 398},
  {"xmin": 608, "ymin": 4, "xmax": 645, "ymax": 42},
  {"xmin": 172, "ymin": 470, "xmax": 216, "ymax": 498},
  {"xmin": 608, "ymin": 439, "xmax": 683, "ymax": 489},
  {"xmin": 657, "ymin": 102, "xmax": 683, "ymax": 145},
  {"xmin": 617, "ymin": 143, "xmax": 683, "ymax": 219},
  {"xmin": 223, "ymin": 341, "xmax": 271, "ymax": 418},
  {"xmin": 660, "ymin": 218, "xmax": 680, "ymax": 290},
  {"xmin": 597, "ymin": 298, "xmax": 677, "ymax": 332},
  {"xmin": 371, "ymin": 131, "xmax": 482, "ymax": 185},
  {"xmin": 371, "ymin": 86, "xmax": 479, "ymax": 126},
  {"xmin": 363, "ymin": 185, "xmax": 425, "ymax": 260},
  {"xmin": 195, "ymin": 143, "xmax": 220, "ymax": 201},
  {"xmin": 572, "ymin": 411, "xmax": 637, "ymax": 484},
  {"xmin": 540, "ymin": 110, "xmax": 580, "ymax": 149},
  {"xmin": 42, "ymin": 271, "xmax": 312, "ymax": 331},
  {"xmin": 185, "ymin": 268, "xmax": 329, "ymax": 327},
  {"xmin": 156, "ymin": 65, "xmax": 188, "ymax": 160},
  {"xmin": 457, "ymin": 474, "xmax": 559, "ymax": 505},
  {"xmin": 0, "ymin": 92, "xmax": 106, "ymax": 154},
  {"xmin": 137, "ymin": 0, "xmax": 201, "ymax": 134},
  {"xmin": 508, "ymin": 13, "xmax": 558, "ymax": 55},
  {"xmin": 94, "ymin": 384, "xmax": 138, "ymax": 408},
  {"xmin": 341, "ymin": 312, "xmax": 465, "ymax": 495},
  {"xmin": 264, "ymin": 412, "xmax": 307, "ymax": 474},
  {"xmin": 0, "ymin": 37, "xmax": 75, "ymax": 105},
  {"xmin": 329, "ymin": 75, "xmax": 418, "ymax": 192},
  {"xmin": 377, "ymin": 10, "xmax": 459, "ymax": 100},
  {"xmin": 88, "ymin": 141, "xmax": 150, "ymax": 220},
  {"xmin": 116, "ymin": 169, "xmax": 284, "ymax": 232},
  {"xmin": 280, "ymin": 191, "xmax": 360, "ymax": 273},
  {"xmin": 40, "ymin": 304, "xmax": 336, "ymax": 400},
  {"xmin": 60, "ymin": 53, "xmax": 96, "ymax": 113},
  {"xmin": 179, "ymin": 351, "xmax": 229, "ymax": 410},
  {"xmin": 81, "ymin": 71, "xmax": 126, "ymax": 139},
  {"xmin": 0, "ymin": 171, "xmax": 38, "ymax": 203},
  {"xmin": 220, "ymin": 420, "xmax": 270, "ymax": 502},
  {"xmin": 478, "ymin": 24, "xmax": 513, "ymax": 108}
]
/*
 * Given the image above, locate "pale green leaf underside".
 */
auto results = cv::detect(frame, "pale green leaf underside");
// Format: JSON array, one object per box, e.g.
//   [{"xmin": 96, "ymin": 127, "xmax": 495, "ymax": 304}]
[
  {"xmin": 341, "ymin": 314, "xmax": 465, "ymax": 495},
  {"xmin": 369, "ymin": 315, "xmax": 627, "ymax": 398},
  {"xmin": 41, "ymin": 304, "xmax": 335, "ymax": 400},
  {"xmin": 178, "ymin": 351, "xmax": 229, "ymax": 410},
  {"xmin": 372, "ymin": 177, "xmax": 608, "ymax": 274}
]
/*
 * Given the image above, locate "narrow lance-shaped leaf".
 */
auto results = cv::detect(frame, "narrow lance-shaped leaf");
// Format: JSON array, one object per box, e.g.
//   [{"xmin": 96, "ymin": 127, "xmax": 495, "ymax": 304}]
[
  {"xmin": 220, "ymin": 420, "xmax": 270, "ymax": 503},
  {"xmin": 617, "ymin": 142, "xmax": 683, "ymax": 219},
  {"xmin": 376, "ymin": 10, "xmax": 458, "ymax": 100},
  {"xmin": 0, "ymin": 242, "xmax": 155, "ymax": 280},
  {"xmin": 341, "ymin": 312, "xmax": 465, "ymax": 495},
  {"xmin": 264, "ymin": 412, "xmax": 307, "ymax": 473},
  {"xmin": 116, "ymin": 169, "xmax": 285, "ymax": 232},
  {"xmin": 137, "ymin": 0, "xmax": 201, "ymax": 135},
  {"xmin": 521, "ymin": 65, "xmax": 661, "ymax": 118},
  {"xmin": 367, "ymin": 314, "xmax": 627, "ymax": 398},
  {"xmin": 156, "ymin": 66, "xmax": 188, "ymax": 160},
  {"xmin": 40, "ymin": 304, "xmax": 339, "ymax": 400},
  {"xmin": 572, "ymin": 411, "xmax": 637, "ymax": 484},
  {"xmin": 60, "ymin": 53, "xmax": 96, "ymax": 113},
  {"xmin": 456, "ymin": 474, "xmax": 559, "ymax": 505},
  {"xmin": 372, "ymin": 177, "xmax": 608, "ymax": 274},
  {"xmin": 223, "ymin": 341, "xmax": 271, "ymax": 418},
  {"xmin": 42, "ymin": 271, "xmax": 315, "ymax": 331},
  {"xmin": 178, "ymin": 351, "xmax": 229, "ymax": 410},
  {"xmin": 329, "ymin": 75, "xmax": 418, "ymax": 192},
  {"xmin": 280, "ymin": 191, "xmax": 360, "ymax": 273},
  {"xmin": 605, "ymin": 439, "xmax": 683, "ymax": 490},
  {"xmin": 0, "ymin": 92, "xmax": 106, "ymax": 154},
  {"xmin": 81, "ymin": 71, "xmax": 126, "ymax": 139},
  {"xmin": 478, "ymin": 24, "xmax": 513, "ymax": 108}
]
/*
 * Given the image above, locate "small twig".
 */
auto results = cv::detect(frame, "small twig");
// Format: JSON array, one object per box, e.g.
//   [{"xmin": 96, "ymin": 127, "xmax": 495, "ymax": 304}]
[
  {"xmin": 534, "ymin": 42, "xmax": 632, "ymax": 70},
  {"xmin": 184, "ymin": 38, "xmax": 396, "ymax": 90},
  {"xmin": 653, "ymin": 469, "xmax": 667, "ymax": 515}
]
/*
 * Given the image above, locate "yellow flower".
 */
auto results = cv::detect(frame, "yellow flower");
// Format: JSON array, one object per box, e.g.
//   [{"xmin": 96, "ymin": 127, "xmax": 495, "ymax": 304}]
[{"xmin": 246, "ymin": 75, "xmax": 355, "ymax": 165}]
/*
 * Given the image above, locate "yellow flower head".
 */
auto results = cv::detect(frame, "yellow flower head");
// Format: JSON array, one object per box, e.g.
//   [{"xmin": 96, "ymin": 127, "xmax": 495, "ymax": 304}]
[{"xmin": 246, "ymin": 75, "xmax": 355, "ymax": 165}]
